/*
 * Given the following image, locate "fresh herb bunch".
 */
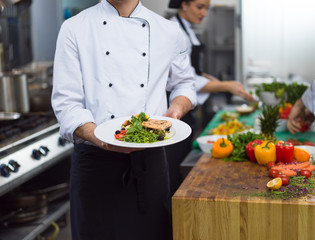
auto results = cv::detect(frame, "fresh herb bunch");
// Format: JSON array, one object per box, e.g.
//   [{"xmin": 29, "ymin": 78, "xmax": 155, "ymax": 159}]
[
  {"xmin": 255, "ymin": 80, "xmax": 308, "ymax": 105},
  {"xmin": 255, "ymin": 80, "xmax": 287, "ymax": 100},
  {"xmin": 224, "ymin": 132, "xmax": 263, "ymax": 162},
  {"xmin": 259, "ymin": 104, "xmax": 280, "ymax": 140},
  {"xmin": 252, "ymin": 176, "xmax": 315, "ymax": 200},
  {"xmin": 285, "ymin": 82, "xmax": 308, "ymax": 104}
]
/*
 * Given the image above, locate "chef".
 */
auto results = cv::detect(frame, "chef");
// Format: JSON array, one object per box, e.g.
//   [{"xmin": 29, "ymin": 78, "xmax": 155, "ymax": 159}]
[{"xmin": 51, "ymin": 0, "xmax": 196, "ymax": 239}]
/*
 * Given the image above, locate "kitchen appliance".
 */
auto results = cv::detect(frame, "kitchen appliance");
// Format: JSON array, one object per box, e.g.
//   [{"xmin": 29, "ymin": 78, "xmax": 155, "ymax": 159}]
[
  {"xmin": 12, "ymin": 71, "xmax": 29, "ymax": 113},
  {"xmin": 0, "ymin": 71, "xmax": 29, "ymax": 113},
  {"xmin": 0, "ymin": 0, "xmax": 22, "ymax": 8},
  {"xmin": 0, "ymin": 74, "xmax": 16, "ymax": 112},
  {"xmin": 0, "ymin": 111, "xmax": 73, "ymax": 239},
  {"xmin": 0, "ymin": 0, "xmax": 32, "ymax": 72}
]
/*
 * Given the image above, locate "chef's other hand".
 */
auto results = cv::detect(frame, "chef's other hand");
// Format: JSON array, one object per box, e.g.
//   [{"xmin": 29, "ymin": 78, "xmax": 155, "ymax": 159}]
[
  {"xmin": 100, "ymin": 142, "xmax": 144, "ymax": 154},
  {"xmin": 74, "ymin": 122, "xmax": 144, "ymax": 153},
  {"xmin": 226, "ymin": 81, "xmax": 255, "ymax": 102},
  {"xmin": 164, "ymin": 96, "xmax": 193, "ymax": 119}
]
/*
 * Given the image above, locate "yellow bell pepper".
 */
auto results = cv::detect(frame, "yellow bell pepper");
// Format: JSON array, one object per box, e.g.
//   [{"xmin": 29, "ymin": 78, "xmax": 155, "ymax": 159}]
[
  {"xmin": 254, "ymin": 140, "xmax": 276, "ymax": 166},
  {"xmin": 212, "ymin": 138, "xmax": 233, "ymax": 159}
]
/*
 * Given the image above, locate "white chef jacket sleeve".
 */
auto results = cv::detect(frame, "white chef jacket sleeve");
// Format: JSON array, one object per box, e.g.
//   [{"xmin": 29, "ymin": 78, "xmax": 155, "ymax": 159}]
[
  {"xmin": 167, "ymin": 28, "xmax": 197, "ymax": 109},
  {"xmin": 51, "ymin": 21, "xmax": 94, "ymax": 143},
  {"xmin": 301, "ymin": 80, "xmax": 315, "ymax": 114}
]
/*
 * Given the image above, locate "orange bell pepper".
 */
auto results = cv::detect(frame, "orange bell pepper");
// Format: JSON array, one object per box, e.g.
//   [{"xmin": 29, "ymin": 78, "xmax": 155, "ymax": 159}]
[{"xmin": 212, "ymin": 138, "xmax": 233, "ymax": 159}]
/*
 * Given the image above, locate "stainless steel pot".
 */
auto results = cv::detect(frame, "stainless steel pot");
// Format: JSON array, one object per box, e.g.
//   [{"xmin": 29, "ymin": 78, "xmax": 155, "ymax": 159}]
[
  {"xmin": 0, "ymin": 72, "xmax": 30, "ymax": 113},
  {"xmin": 12, "ymin": 72, "xmax": 30, "ymax": 113},
  {"xmin": 0, "ymin": 74, "xmax": 16, "ymax": 112}
]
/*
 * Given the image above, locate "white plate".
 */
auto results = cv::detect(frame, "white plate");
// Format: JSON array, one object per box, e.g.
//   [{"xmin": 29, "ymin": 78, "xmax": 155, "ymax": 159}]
[{"xmin": 94, "ymin": 116, "xmax": 191, "ymax": 148}]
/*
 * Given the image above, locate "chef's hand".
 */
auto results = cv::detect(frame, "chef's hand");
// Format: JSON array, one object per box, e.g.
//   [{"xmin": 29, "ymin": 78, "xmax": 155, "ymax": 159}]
[
  {"xmin": 164, "ymin": 96, "xmax": 193, "ymax": 119},
  {"xmin": 74, "ymin": 122, "xmax": 144, "ymax": 154},
  {"xmin": 100, "ymin": 142, "xmax": 144, "ymax": 154}
]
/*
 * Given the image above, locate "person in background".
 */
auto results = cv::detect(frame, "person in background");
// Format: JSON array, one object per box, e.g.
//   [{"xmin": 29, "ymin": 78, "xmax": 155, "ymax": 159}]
[
  {"xmin": 287, "ymin": 81, "xmax": 315, "ymax": 134},
  {"xmin": 51, "ymin": 0, "xmax": 196, "ymax": 239},
  {"xmin": 166, "ymin": 0, "xmax": 255, "ymax": 195}
]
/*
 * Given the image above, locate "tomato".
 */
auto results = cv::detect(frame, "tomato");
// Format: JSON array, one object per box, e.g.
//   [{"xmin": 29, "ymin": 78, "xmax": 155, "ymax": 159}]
[
  {"xmin": 276, "ymin": 162, "xmax": 285, "ymax": 166},
  {"xmin": 120, "ymin": 129, "xmax": 127, "ymax": 134},
  {"xmin": 114, "ymin": 133, "xmax": 125, "ymax": 140},
  {"xmin": 300, "ymin": 169, "xmax": 311, "ymax": 179},
  {"xmin": 275, "ymin": 174, "xmax": 289, "ymax": 186},
  {"xmin": 269, "ymin": 169, "xmax": 280, "ymax": 178},
  {"xmin": 266, "ymin": 161, "xmax": 276, "ymax": 170}
]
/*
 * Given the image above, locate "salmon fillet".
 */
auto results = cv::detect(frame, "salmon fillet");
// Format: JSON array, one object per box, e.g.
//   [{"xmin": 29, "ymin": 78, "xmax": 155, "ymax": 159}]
[{"xmin": 142, "ymin": 119, "xmax": 172, "ymax": 130}]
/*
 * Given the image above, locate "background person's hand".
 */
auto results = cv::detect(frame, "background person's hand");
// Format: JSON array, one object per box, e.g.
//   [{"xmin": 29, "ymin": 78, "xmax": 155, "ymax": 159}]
[
  {"xmin": 226, "ymin": 81, "xmax": 255, "ymax": 102},
  {"xmin": 286, "ymin": 98, "xmax": 314, "ymax": 134}
]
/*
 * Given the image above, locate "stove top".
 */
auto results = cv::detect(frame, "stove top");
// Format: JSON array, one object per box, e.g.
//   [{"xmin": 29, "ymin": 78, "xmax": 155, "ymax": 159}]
[
  {"xmin": 0, "ymin": 112, "xmax": 73, "ymax": 197},
  {"xmin": 0, "ymin": 112, "xmax": 57, "ymax": 149}
]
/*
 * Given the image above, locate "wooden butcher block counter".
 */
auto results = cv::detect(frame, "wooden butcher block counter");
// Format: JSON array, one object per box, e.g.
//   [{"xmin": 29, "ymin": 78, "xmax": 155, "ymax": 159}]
[{"xmin": 172, "ymin": 154, "xmax": 315, "ymax": 240}]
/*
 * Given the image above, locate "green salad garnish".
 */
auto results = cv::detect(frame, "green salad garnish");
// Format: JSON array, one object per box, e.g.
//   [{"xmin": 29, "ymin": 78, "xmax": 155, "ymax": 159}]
[{"xmin": 123, "ymin": 112, "xmax": 165, "ymax": 143}]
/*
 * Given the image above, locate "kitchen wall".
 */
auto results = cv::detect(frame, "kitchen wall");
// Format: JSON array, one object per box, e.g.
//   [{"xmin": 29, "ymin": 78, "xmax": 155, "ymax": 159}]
[
  {"xmin": 141, "ymin": 0, "xmax": 169, "ymax": 16},
  {"xmin": 30, "ymin": 0, "xmax": 98, "ymax": 62},
  {"xmin": 242, "ymin": 0, "xmax": 315, "ymax": 83},
  {"xmin": 30, "ymin": 0, "xmax": 60, "ymax": 61}
]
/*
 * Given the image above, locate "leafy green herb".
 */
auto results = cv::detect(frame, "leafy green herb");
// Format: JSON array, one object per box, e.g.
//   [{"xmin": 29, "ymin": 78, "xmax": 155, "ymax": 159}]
[
  {"xmin": 285, "ymin": 82, "xmax": 308, "ymax": 104},
  {"xmin": 255, "ymin": 80, "xmax": 308, "ymax": 105},
  {"xmin": 124, "ymin": 112, "xmax": 158, "ymax": 143},
  {"xmin": 224, "ymin": 132, "xmax": 263, "ymax": 162}
]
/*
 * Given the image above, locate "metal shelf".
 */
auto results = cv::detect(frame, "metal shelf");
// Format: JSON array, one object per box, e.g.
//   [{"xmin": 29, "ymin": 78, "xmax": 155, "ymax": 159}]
[{"xmin": 0, "ymin": 200, "xmax": 70, "ymax": 240}]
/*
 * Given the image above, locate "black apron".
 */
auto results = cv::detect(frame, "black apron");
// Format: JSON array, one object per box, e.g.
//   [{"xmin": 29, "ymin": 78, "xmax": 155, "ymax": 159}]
[
  {"xmin": 70, "ymin": 144, "xmax": 172, "ymax": 240},
  {"xmin": 176, "ymin": 14, "xmax": 205, "ymax": 76}
]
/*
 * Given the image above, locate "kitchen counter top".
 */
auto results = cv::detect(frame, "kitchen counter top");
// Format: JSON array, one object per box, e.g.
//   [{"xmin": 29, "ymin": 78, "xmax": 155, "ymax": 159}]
[{"xmin": 172, "ymin": 154, "xmax": 315, "ymax": 240}]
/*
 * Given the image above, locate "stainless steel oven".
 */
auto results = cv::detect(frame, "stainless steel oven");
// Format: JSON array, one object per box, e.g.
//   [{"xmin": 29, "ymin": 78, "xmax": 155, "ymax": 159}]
[{"xmin": 0, "ymin": 112, "xmax": 73, "ymax": 239}]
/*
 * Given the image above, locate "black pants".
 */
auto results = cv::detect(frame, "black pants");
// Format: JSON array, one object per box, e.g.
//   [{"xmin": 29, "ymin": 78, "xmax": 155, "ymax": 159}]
[{"xmin": 70, "ymin": 144, "xmax": 172, "ymax": 240}]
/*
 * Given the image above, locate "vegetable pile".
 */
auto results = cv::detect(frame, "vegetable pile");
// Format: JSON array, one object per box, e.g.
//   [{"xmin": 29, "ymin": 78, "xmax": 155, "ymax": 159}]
[{"xmin": 223, "ymin": 132, "xmax": 263, "ymax": 162}]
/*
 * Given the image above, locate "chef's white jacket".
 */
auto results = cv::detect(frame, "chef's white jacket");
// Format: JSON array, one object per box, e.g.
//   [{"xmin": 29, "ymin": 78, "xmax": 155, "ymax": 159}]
[
  {"xmin": 170, "ymin": 15, "xmax": 210, "ymax": 105},
  {"xmin": 52, "ymin": 0, "xmax": 196, "ymax": 143},
  {"xmin": 302, "ymin": 80, "xmax": 315, "ymax": 114}
]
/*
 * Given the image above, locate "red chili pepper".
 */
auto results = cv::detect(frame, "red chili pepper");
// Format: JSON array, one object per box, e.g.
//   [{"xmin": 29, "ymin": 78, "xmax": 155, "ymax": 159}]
[
  {"xmin": 245, "ymin": 139, "xmax": 263, "ymax": 162},
  {"xmin": 275, "ymin": 141, "xmax": 294, "ymax": 163}
]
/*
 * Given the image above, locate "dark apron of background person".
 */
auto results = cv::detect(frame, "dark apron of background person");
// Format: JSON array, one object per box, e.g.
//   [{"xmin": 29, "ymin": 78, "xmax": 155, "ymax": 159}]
[{"xmin": 166, "ymin": 14, "xmax": 205, "ymax": 196}]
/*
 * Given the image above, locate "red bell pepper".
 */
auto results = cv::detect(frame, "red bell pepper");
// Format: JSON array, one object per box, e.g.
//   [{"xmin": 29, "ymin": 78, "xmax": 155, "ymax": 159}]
[
  {"xmin": 280, "ymin": 106, "xmax": 292, "ymax": 119},
  {"xmin": 276, "ymin": 141, "xmax": 294, "ymax": 163},
  {"xmin": 246, "ymin": 139, "xmax": 263, "ymax": 162}
]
